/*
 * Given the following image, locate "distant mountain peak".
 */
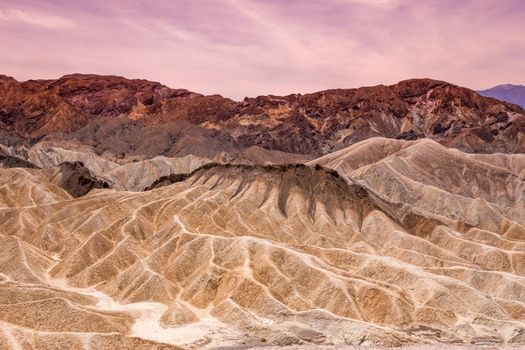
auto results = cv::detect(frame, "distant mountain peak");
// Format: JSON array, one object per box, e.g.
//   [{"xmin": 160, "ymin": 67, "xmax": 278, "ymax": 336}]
[
  {"xmin": 491, "ymin": 83, "xmax": 524, "ymax": 88},
  {"xmin": 478, "ymin": 84, "xmax": 525, "ymax": 108}
]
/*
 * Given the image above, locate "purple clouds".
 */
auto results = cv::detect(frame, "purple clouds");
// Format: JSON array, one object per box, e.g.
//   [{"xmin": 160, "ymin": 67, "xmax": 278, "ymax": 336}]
[{"xmin": 1, "ymin": 0, "xmax": 524, "ymax": 99}]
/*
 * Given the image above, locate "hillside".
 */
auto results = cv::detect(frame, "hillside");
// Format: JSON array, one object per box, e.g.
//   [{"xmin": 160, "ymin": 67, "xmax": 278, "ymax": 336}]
[
  {"xmin": 0, "ymin": 138, "xmax": 525, "ymax": 348},
  {"xmin": 1, "ymin": 75, "xmax": 524, "ymax": 161}
]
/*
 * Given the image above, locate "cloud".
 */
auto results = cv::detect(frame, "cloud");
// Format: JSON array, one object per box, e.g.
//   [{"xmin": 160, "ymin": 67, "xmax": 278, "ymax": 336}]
[
  {"xmin": 0, "ymin": 8, "xmax": 73, "ymax": 29},
  {"xmin": 0, "ymin": 0, "xmax": 524, "ymax": 99}
]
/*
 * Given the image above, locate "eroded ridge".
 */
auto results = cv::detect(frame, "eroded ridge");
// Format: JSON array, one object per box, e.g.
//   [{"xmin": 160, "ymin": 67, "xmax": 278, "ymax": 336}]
[{"xmin": 0, "ymin": 138, "xmax": 524, "ymax": 348}]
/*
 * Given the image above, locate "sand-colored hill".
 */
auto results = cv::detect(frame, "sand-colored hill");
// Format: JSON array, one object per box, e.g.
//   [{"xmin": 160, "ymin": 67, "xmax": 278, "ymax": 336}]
[
  {"xmin": 0, "ymin": 138, "xmax": 524, "ymax": 349},
  {"xmin": 0, "ymin": 141, "xmax": 312, "ymax": 191}
]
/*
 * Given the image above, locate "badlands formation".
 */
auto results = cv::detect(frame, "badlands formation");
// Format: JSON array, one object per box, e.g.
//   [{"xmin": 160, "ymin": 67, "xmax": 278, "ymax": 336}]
[{"xmin": 0, "ymin": 75, "xmax": 525, "ymax": 349}]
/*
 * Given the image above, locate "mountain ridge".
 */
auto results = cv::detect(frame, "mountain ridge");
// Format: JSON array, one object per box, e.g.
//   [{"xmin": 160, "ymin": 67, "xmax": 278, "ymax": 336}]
[
  {"xmin": 478, "ymin": 84, "xmax": 525, "ymax": 109},
  {"xmin": 1, "ymin": 74, "xmax": 524, "ymax": 159}
]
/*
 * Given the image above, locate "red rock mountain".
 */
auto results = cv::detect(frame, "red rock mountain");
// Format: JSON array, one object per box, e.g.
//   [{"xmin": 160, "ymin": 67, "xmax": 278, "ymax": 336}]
[{"xmin": 1, "ymin": 74, "xmax": 524, "ymax": 157}]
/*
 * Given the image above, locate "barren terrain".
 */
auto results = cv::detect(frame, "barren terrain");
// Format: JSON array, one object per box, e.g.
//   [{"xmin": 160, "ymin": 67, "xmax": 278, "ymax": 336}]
[
  {"xmin": 1, "ymin": 75, "xmax": 524, "ymax": 349},
  {"xmin": 0, "ymin": 138, "xmax": 524, "ymax": 348}
]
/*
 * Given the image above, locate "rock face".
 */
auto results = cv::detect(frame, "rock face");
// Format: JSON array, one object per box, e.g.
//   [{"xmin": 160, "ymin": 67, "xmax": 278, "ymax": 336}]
[
  {"xmin": 50, "ymin": 161, "xmax": 111, "ymax": 197},
  {"xmin": 1, "ymin": 138, "xmax": 525, "ymax": 349},
  {"xmin": 0, "ymin": 74, "xmax": 198, "ymax": 138},
  {"xmin": 1, "ymin": 74, "xmax": 524, "ymax": 158},
  {"xmin": 0, "ymin": 149, "xmax": 39, "ymax": 169},
  {"xmin": 479, "ymin": 84, "xmax": 525, "ymax": 108}
]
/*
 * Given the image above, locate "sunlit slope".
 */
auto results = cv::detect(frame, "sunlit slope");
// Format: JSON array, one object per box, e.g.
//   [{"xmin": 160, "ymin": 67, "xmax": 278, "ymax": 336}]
[{"xmin": 0, "ymin": 139, "xmax": 524, "ymax": 348}]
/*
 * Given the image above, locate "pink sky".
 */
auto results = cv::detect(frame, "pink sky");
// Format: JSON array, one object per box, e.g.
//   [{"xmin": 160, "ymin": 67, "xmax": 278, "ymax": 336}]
[{"xmin": 1, "ymin": 0, "xmax": 524, "ymax": 99}]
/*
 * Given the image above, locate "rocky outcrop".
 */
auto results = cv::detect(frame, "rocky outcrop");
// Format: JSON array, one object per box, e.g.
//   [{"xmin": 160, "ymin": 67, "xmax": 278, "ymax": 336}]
[
  {"xmin": 0, "ymin": 150, "xmax": 39, "ymax": 169},
  {"xmin": 0, "ymin": 74, "xmax": 199, "ymax": 139},
  {"xmin": 52, "ymin": 161, "xmax": 110, "ymax": 197}
]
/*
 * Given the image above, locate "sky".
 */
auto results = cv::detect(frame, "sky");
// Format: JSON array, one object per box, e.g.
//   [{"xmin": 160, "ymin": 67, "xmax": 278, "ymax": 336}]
[{"xmin": 1, "ymin": 0, "xmax": 524, "ymax": 100}]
